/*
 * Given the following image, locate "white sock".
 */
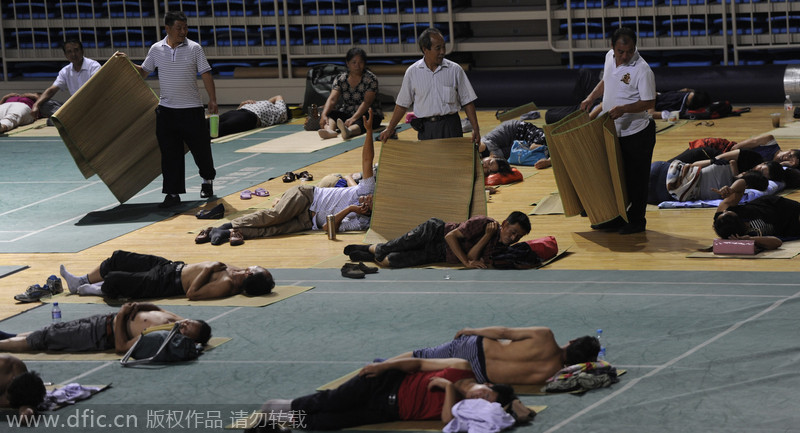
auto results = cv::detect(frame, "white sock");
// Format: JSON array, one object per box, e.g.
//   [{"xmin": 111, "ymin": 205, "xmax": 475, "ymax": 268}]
[
  {"xmin": 60, "ymin": 265, "xmax": 89, "ymax": 294},
  {"xmin": 77, "ymin": 282, "xmax": 104, "ymax": 296}
]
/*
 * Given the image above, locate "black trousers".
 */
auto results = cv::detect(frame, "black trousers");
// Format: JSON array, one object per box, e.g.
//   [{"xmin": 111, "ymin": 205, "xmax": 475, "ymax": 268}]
[
  {"xmin": 155, "ymin": 106, "xmax": 216, "ymax": 194},
  {"xmin": 374, "ymin": 218, "xmax": 447, "ymax": 268},
  {"xmin": 291, "ymin": 370, "xmax": 403, "ymax": 430},
  {"xmin": 418, "ymin": 113, "xmax": 462, "ymax": 140},
  {"xmin": 216, "ymin": 109, "xmax": 259, "ymax": 137},
  {"xmin": 99, "ymin": 250, "xmax": 184, "ymax": 299},
  {"xmin": 620, "ymin": 119, "xmax": 657, "ymax": 225}
]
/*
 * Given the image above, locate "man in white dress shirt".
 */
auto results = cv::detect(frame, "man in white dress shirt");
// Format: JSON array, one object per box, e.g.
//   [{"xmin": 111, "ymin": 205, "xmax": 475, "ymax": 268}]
[
  {"xmin": 379, "ymin": 28, "xmax": 480, "ymax": 144},
  {"xmin": 30, "ymin": 39, "xmax": 101, "ymax": 119}
]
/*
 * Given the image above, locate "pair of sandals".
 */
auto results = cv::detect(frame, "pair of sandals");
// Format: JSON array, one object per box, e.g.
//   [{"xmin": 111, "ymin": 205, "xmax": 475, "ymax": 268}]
[
  {"xmin": 241, "ymin": 188, "xmax": 268, "ymax": 200},
  {"xmin": 283, "ymin": 171, "xmax": 313, "ymax": 183}
]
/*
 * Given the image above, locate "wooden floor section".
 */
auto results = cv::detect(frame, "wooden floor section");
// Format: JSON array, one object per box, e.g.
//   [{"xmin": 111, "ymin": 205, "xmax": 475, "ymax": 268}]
[{"xmin": 1, "ymin": 105, "xmax": 798, "ymax": 320}]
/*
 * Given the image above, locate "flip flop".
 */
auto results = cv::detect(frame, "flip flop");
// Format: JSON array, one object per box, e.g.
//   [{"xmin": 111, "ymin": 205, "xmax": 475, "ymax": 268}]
[
  {"xmin": 240, "ymin": 190, "xmax": 252, "ymax": 200},
  {"xmin": 282, "ymin": 172, "xmax": 296, "ymax": 183},
  {"xmin": 254, "ymin": 188, "xmax": 269, "ymax": 197}
]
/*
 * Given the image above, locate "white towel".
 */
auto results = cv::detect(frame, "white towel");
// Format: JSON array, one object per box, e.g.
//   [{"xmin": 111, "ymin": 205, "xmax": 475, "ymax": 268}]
[{"xmin": 443, "ymin": 399, "xmax": 514, "ymax": 433}]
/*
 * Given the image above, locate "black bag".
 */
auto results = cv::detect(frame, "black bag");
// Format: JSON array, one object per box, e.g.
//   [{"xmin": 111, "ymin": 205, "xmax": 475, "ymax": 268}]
[
  {"xmin": 491, "ymin": 242, "xmax": 542, "ymax": 270},
  {"xmin": 120, "ymin": 323, "xmax": 201, "ymax": 366},
  {"xmin": 684, "ymin": 100, "xmax": 734, "ymax": 120},
  {"xmin": 302, "ymin": 63, "xmax": 348, "ymax": 110}
]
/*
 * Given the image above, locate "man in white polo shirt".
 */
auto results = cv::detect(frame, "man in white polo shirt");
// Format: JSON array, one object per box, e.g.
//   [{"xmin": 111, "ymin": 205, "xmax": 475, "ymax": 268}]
[
  {"xmin": 379, "ymin": 27, "xmax": 480, "ymax": 144},
  {"xmin": 125, "ymin": 10, "xmax": 218, "ymax": 208},
  {"xmin": 580, "ymin": 27, "xmax": 656, "ymax": 235},
  {"xmin": 30, "ymin": 39, "xmax": 100, "ymax": 119}
]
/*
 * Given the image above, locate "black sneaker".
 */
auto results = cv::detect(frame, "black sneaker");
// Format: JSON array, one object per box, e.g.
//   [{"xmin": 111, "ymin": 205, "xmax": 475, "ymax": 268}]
[
  {"xmin": 341, "ymin": 263, "xmax": 365, "ymax": 279},
  {"xmin": 14, "ymin": 284, "xmax": 51, "ymax": 303},
  {"xmin": 158, "ymin": 194, "xmax": 181, "ymax": 208},
  {"xmin": 45, "ymin": 275, "xmax": 63, "ymax": 295},
  {"xmin": 200, "ymin": 183, "xmax": 213, "ymax": 198}
]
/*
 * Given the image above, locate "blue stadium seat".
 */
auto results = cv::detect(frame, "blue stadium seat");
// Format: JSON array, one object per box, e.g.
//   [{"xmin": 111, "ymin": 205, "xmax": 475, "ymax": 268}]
[
  {"xmin": 664, "ymin": 0, "xmax": 710, "ymax": 4},
  {"xmin": 10, "ymin": 30, "xmax": 58, "ymax": 49},
  {"xmin": 101, "ymin": 1, "xmax": 153, "ymax": 18},
  {"xmin": 162, "ymin": 1, "xmax": 210, "ymax": 17},
  {"xmin": 613, "ymin": 0, "xmax": 660, "ymax": 6},
  {"xmin": 769, "ymin": 15, "xmax": 800, "ymax": 34},
  {"xmin": 259, "ymin": 25, "xmax": 304, "ymax": 46},
  {"xmin": 663, "ymin": 51, "xmax": 715, "ymax": 67},
  {"xmin": 55, "ymin": 2, "xmax": 101, "ymax": 18},
  {"xmin": 609, "ymin": 19, "xmax": 658, "ymax": 37},
  {"xmin": 58, "ymin": 29, "xmax": 109, "ymax": 48},
  {"xmin": 353, "ymin": 24, "xmax": 399, "ymax": 44},
  {"xmin": 207, "ymin": 0, "xmax": 254, "ymax": 16},
  {"xmin": 187, "ymin": 27, "xmax": 214, "ymax": 46},
  {"xmin": 106, "ymin": 28, "xmax": 157, "ymax": 48},
  {"xmin": 13, "ymin": 2, "xmax": 58, "ymax": 19},
  {"xmin": 404, "ymin": 0, "xmax": 447, "ymax": 13},
  {"xmin": 559, "ymin": 20, "xmax": 607, "ymax": 39},
  {"xmin": 13, "ymin": 61, "xmax": 62, "ymax": 78},
  {"xmin": 306, "ymin": 60, "xmax": 346, "ymax": 67},
  {"xmin": 211, "ymin": 27, "xmax": 260, "ymax": 46},
  {"xmin": 563, "ymin": 0, "xmax": 612, "ymax": 8},
  {"xmin": 712, "ymin": 16, "xmax": 765, "ymax": 35},
  {"xmin": 211, "ymin": 61, "xmax": 253, "ymax": 76},
  {"xmin": 660, "ymin": 18, "xmax": 709, "ymax": 36},
  {"xmin": 258, "ymin": 0, "xmax": 301, "ymax": 15},
  {"xmin": 302, "ymin": 0, "xmax": 349, "ymax": 15},
  {"xmin": 304, "ymin": 25, "xmax": 351, "ymax": 45},
  {"xmin": 357, "ymin": 0, "xmax": 403, "ymax": 14}
]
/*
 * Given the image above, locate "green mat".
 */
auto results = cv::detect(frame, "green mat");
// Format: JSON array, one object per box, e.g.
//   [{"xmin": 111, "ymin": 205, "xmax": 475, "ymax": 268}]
[{"xmin": 0, "ymin": 265, "xmax": 28, "ymax": 279}]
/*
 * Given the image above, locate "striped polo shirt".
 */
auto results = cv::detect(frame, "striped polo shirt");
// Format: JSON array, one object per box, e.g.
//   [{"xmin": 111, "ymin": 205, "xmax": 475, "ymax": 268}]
[
  {"xmin": 395, "ymin": 57, "xmax": 477, "ymax": 118},
  {"xmin": 141, "ymin": 37, "xmax": 212, "ymax": 109}
]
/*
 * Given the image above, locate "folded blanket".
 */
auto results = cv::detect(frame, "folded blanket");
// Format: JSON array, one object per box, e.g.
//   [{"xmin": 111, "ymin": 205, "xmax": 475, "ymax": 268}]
[{"xmin": 443, "ymin": 399, "xmax": 514, "ymax": 433}]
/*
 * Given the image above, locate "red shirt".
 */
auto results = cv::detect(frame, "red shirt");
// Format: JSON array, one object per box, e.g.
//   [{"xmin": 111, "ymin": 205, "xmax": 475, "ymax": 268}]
[
  {"xmin": 444, "ymin": 216, "xmax": 500, "ymax": 264},
  {"xmin": 397, "ymin": 368, "xmax": 475, "ymax": 420}
]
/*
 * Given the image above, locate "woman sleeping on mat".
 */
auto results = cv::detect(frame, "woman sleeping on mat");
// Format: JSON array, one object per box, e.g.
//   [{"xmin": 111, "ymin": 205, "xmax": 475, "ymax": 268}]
[
  {"xmin": 678, "ymin": 134, "xmax": 800, "ymax": 169},
  {"xmin": 246, "ymin": 358, "xmax": 532, "ymax": 432},
  {"xmin": 479, "ymin": 120, "xmax": 551, "ymax": 174},
  {"xmin": 712, "ymin": 180, "xmax": 800, "ymax": 251},
  {"xmin": 0, "ymin": 93, "xmax": 40, "ymax": 134}
]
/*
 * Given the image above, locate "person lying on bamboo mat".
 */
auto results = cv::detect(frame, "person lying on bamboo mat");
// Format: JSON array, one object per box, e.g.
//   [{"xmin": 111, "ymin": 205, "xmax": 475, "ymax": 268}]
[
  {"xmin": 196, "ymin": 110, "xmax": 378, "ymax": 247},
  {"xmin": 712, "ymin": 180, "xmax": 800, "ymax": 251},
  {"xmin": 214, "ymin": 95, "xmax": 288, "ymax": 138},
  {"xmin": 383, "ymin": 326, "xmax": 599, "ymax": 386},
  {"xmin": 479, "ymin": 120, "xmax": 551, "ymax": 172},
  {"xmin": 0, "ymin": 354, "xmax": 45, "ymax": 425},
  {"xmin": 344, "ymin": 211, "xmax": 530, "ymax": 269},
  {"xmin": 673, "ymin": 133, "xmax": 800, "ymax": 169},
  {"xmin": 55, "ymin": 250, "xmax": 273, "ymax": 300},
  {"xmin": 0, "ymin": 92, "xmax": 40, "ymax": 134},
  {"xmin": 0, "ymin": 302, "xmax": 210, "ymax": 354},
  {"xmin": 647, "ymin": 159, "xmax": 785, "ymax": 205},
  {"xmin": 247, "ymin": 358, "xmax": 519, "ymax": 432}
]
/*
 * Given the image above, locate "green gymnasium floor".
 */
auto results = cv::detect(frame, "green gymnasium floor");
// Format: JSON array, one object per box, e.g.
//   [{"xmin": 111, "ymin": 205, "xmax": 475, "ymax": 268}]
[
  {"xmin": 2, "ymin": 268, "xmax": 799, "ymax": 432},
  {"xmin": 0, "ymin": 124, "xmax": 374, "ymax": 253}
]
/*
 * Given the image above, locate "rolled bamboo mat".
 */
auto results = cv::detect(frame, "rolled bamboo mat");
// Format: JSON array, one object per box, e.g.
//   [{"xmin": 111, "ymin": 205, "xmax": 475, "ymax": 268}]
[
  {"xmin": 51, "ymin": 54, "xmax": 163, "ymax": 203},
  {"xmin": 365, "ymin": 137, "xmax": 484, "ymax": 243},
  {"xmin": 544, "ymin": 111, "xmax": 628, "ymax": 225}
]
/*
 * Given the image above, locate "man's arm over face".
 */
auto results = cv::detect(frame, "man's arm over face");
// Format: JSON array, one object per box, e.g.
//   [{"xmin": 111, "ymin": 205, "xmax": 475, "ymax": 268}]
[{"xmin": 114, "ymin": 303, "xmax": 137, "ymax": 354}]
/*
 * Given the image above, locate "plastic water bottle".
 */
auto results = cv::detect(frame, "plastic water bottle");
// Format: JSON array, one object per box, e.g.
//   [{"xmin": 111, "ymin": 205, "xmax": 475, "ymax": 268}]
[
  {"xmin": 785, "ymin": 95, "xmax": 793, "ymax": 124},
  {"xmin": 51, "ymin": 302, "xmax": 62, "ymax": 323},
  {"xmin": 596, "ymin": 328, "xmax": 606, "ymax": 361}
]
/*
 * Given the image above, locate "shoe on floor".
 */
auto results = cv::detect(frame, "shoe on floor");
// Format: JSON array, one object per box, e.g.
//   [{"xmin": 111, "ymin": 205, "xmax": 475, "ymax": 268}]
[
  {"xmin": 14, "ymin": 284, "xmax": 51, "ymax": 303},
  {"xmin": 158, "ymin": 194, "xmax": 181, "ymax": 209},
  {"xmin": 230, "ymin": 229, "xmax": 245, "ymax": 246},
  {"xmin": 200, "ymin": 183, "xmax": 214, "ymax": 198},
  {"xmin": 45, "ymin": 275, "xmax": 63, "ymax": 295},
  {"xmin": 196, "ymin": 204, "xmax": 225, "ymax": 220},
  {"xmin": 590, "ymin": 216, "xmax": 625, "ymax": 231},
  {"xmin": 619, "ymin": 222, "xmax": 646, "ymax": 235},
  {"xmin": 354, "ymin": 262, "xmax": 378, "ymax": 274},
  {"xmin": 195, "ymin": 227, "xmax": 214, "ymax": 244},
  {"xmin": 341, "ymin": 263, "xmax": 365, "ymax": 279}
]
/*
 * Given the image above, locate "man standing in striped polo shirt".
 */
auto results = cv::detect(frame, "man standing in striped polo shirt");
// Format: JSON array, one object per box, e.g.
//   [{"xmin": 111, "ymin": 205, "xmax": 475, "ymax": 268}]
[
  {"xmin": 379, "ymin": 27, "xmax": 480, "ymax": 144},
  {"xmin": 126, "ymin": 11, "xmax": 218, "ymax": 208}
]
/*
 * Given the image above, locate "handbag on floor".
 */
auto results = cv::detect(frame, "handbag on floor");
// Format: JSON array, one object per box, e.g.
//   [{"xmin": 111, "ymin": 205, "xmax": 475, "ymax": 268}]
[{"xmin": 120, "ymin": 322, "xmax": 202, "ymax": 366}]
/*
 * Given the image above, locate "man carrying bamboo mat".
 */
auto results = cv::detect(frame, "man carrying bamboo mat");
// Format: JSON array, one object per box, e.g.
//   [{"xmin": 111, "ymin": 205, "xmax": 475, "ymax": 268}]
[{"xmin": 580, "ymin": 27, "xmax": 656, "ymax": 235}]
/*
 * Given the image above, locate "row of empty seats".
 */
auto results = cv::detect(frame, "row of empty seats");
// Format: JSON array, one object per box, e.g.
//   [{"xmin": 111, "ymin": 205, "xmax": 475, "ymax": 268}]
[
  {"xmin": 3, "ymin": 23, "xmax": 450, "ymax": 49},
  {"xmin": 1, "ymin": 0, "xmax": 448, "ymax": 19},
  {"xmin": 563, "ymin": 0, "xmax": 796, "ymax": 8},
  {"xmin": 4, "ymin": 56, "xmax": 419, "ymax": 78},
  {"xmin": 567, "ymin": 48, "xmax": 800, "ymax": 68},
  {"xmin": 560, "ymin": 15, "xmax": 800, "ymax": 39}
]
